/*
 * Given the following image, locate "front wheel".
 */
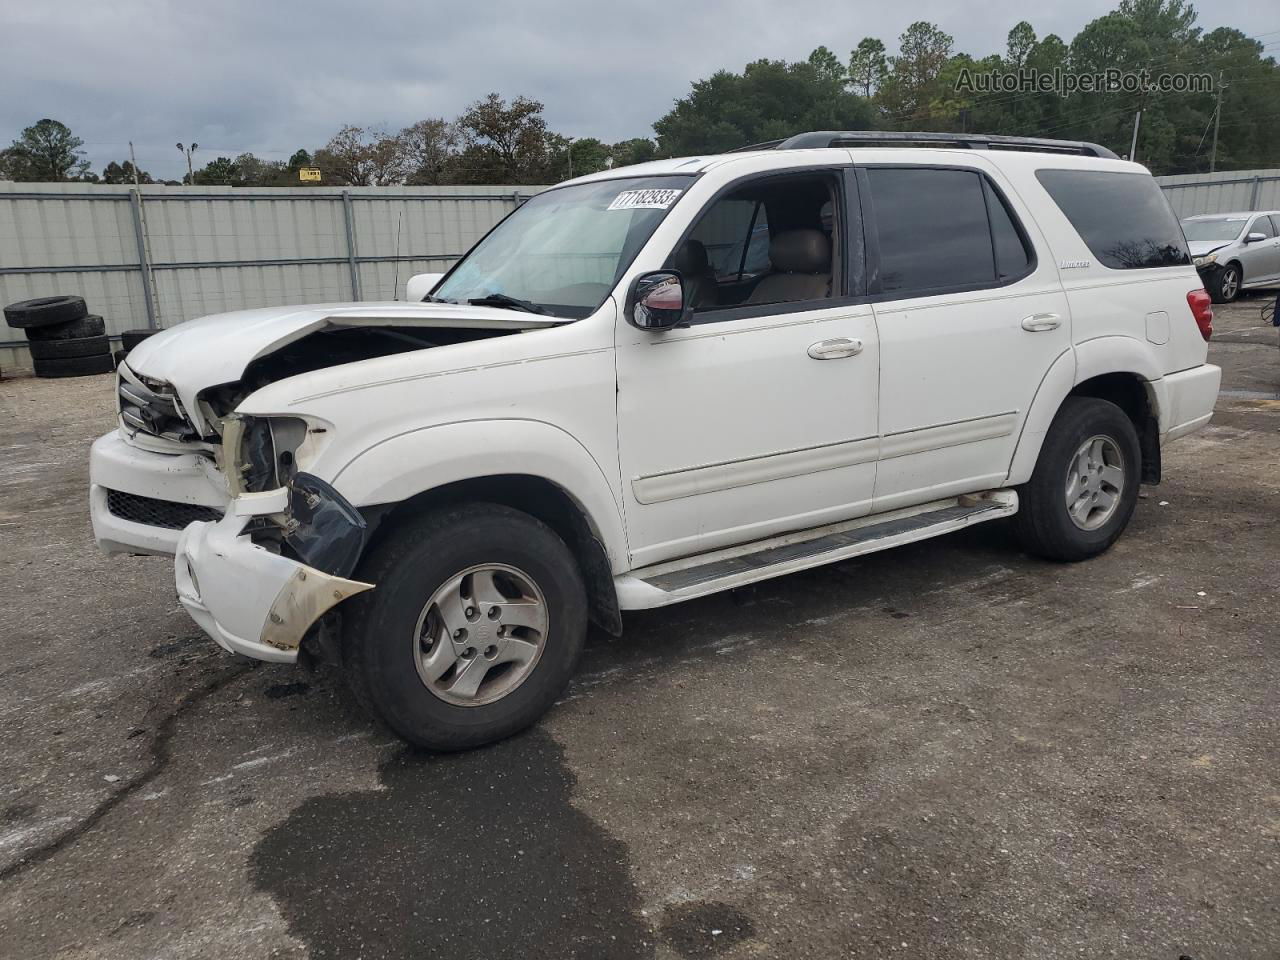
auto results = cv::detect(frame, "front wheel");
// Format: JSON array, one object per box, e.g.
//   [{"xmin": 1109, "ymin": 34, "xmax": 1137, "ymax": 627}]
[
  {"xmin": 342, "ymin": 503, "xmax": 588, "ymax": 750},
  {"xmin": 1208, "ymin": 263, "xmax": 1240, "ymax": 303},
  {"xmin": 1014, "ymin": 397, "xmax": 1141, "ymax": 562}
]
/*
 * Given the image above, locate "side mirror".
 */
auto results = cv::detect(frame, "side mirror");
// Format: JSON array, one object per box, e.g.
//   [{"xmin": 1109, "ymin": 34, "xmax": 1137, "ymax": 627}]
[
  {"xmin": 405, "ymin": 272, "xmax": 444, "ymax": 302},
  {"xmin": 627, "ymin": 271, "xmax": 687, "ymax": 330},
  {"xmin": 1244, "ymin": 232, "xmax": 1267, "ymax": 244}
]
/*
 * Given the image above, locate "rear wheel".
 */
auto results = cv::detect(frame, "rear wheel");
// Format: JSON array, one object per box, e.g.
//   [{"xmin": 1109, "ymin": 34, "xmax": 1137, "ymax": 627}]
[
  {"xmin": 342, "ymin": 503, "xmax": 587, "ymax": 750},
  {"xmin": 1015, "ymin": 397, "xmax": 1141, "ymax": 562}
]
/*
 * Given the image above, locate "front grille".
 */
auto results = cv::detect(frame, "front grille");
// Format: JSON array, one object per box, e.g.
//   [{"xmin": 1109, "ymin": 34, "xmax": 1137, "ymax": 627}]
[
  {"xmin": 117, "ymin": 366, "xmax": 199, "ymax": 443},
  {"xmin": 106, "ymin": 489, "xmax": 223, "ymax": 530}
]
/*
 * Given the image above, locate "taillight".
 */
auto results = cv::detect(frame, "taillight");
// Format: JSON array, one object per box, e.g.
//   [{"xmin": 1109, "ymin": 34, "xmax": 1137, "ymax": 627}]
[{"xmin": 1187, "ymin": 289, "xmax": 1213, "ymax": 341}]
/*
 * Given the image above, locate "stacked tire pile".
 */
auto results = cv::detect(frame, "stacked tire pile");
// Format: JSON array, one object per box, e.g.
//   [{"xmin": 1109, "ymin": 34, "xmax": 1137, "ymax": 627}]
[{"xmin": 4, "ymin": 295, "xmax": 116, "ymax": 378}]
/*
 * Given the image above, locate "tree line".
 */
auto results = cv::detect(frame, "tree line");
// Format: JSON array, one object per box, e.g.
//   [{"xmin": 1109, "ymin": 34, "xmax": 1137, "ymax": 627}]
[
  {"xmin": 655, "ymin": 0, "xmax": 1279, "ymax": 175},
  {"xmin": 2, "ymin": 0, "xmax": 1276, "ymax": 186},
  {"xmin": 0, "ymin": 96, "xmax": 657, "ymax": 187}
]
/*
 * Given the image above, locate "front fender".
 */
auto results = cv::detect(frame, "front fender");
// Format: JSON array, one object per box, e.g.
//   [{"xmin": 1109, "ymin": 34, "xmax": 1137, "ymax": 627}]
[{"xmin": 330, "ymin": 418, "xmax": 628, "ymax": 570}]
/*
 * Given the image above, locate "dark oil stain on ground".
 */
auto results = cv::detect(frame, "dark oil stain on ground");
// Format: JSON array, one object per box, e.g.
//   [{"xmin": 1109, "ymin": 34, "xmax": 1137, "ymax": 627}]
[
  {"xmin": 263, "ymin": 681, "xmax": 311, "ymax": 700},
  {"xmin": 659, "ymin": 901, "xmax": 755, "ymax": 957},
  {"xmin": 250, "ymin": 728, "xmax": 654, "ymax": 960},
  {"xmin": 148, "ymin": 637, "xmax": 200, "ymax": 660}
]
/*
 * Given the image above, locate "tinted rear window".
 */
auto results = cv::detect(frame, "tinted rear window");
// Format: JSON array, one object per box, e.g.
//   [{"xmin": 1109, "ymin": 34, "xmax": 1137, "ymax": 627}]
[
  {"xmin": 1036, "ymin": 169, "xmax": 1190, "ymax": 270},
  {"xmin": 985, "ymin": 182, "xmax": 1031, "ymax": 279},
  {"xmin": 867, "ymin": 167, "xmax": 1034, "ymax": 294}
]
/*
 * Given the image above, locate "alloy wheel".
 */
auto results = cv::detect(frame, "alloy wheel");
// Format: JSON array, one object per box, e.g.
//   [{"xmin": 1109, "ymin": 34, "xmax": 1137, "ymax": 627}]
[
  {"xmin": 1065, "ymin": 435, "xmax": 1125, "ymax": 531},
  {"xmin": 412, "ymin": 564, "xmax": 549, "ymax": 706}
]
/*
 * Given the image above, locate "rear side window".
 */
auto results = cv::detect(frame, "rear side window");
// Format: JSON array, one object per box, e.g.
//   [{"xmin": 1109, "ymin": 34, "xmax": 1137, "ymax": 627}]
[
  {"xmin": 985, "ymin": 184, "xmax": 1031, "ymax": 279},
  {"xmin": 867, "ymin": 167, "xmax": 1033, "ymax": 295},
  {"xmin": 1036, "ymin": 169, "xmax": 1191, "ymax": 270}
]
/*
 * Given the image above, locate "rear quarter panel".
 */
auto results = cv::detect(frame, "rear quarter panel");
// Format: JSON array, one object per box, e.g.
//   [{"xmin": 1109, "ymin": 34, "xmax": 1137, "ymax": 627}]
[
  {"xmin": 1006, "ymin": 157, "xmax": 1209, "ymax": 377},
  {"xmin": 998, "ymin": 157, "xmax": 1212, "ymax": 483}
]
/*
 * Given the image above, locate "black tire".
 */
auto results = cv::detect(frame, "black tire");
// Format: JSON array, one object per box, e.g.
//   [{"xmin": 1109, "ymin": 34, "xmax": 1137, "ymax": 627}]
[
  {"xmin": 28, "ymin": 335, "xmax": 111, "ymax": 361},
  {"xmin": 3, "ymin": 296, "xmax": 88, "ymax": 330},
  {"xmin": 1207, "ymin": 263, "xmax": 1241, "ymax": 303},
  {"xmin": 342, "ymin": 503, "xmax": 588, "ymax": 750},
  {"xmin": 1014, "ymin": 397, "xmax": 1141, "ymax": 562},
  {"xmin": 32, "ymin": 353, "xmax": 116, "ymax": 378},
  {"xmin": 121, "ymin": 328, "xmax": 156, "ymax": 350},
  {"xmin": 24, "ymin": 313, "xmax": 106, "ymax": 341},
  {"xmin": 113, "ymin": 348, "xmax": 129, "ymax": 368}
]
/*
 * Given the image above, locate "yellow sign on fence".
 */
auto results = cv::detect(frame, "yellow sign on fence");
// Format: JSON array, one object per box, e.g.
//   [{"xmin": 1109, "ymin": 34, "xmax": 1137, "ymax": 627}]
[{"xmin": 299, "ymin": 167, "xmax": 322, "ymax": 182}]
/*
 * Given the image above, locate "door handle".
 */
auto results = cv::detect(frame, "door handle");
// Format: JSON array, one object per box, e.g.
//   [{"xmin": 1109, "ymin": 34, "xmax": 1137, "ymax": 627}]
[
  {"xmin": 1020, "ymin": 313, "xmax": 1062, "ymax": 332},
  {"xmin": 807, "ymin": 337, "xmax": 863, "ymax": 360}
]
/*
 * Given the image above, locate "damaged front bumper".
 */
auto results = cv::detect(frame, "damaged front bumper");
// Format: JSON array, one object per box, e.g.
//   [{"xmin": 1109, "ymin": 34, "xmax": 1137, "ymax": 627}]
[{"xmin": 175, "ymin": 488, "xmax": 373, "ymax": 663}]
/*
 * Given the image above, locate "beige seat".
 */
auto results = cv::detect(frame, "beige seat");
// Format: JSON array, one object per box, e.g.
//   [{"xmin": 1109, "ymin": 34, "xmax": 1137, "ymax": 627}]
[
  {"xmin": 670, "ymin": 239, "xmax": 718, "ymax": 310},
  {"xmin": 746, "ymin": 229, "xmax": 831, "ymax": 304}
]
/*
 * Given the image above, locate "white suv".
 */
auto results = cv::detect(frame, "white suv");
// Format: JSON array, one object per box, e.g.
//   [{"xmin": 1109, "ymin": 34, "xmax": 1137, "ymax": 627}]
[{"xmin": 90, "ymin": 131, "xmax": 1221, "ymax": 749}]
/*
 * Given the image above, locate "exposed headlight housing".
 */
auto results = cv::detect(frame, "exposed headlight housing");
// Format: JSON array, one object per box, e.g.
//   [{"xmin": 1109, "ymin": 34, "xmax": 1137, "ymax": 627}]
[
  {"xmin": 221, "ymin": 415, "xmax": 366, "ymax": 577},
  {"xmin": 222, "ymin": 414, "xmax": 311, "ymax": 496},
  {"xmin": 1193, "ymin": 253, "xmax": 1218, "ymax": 268}
]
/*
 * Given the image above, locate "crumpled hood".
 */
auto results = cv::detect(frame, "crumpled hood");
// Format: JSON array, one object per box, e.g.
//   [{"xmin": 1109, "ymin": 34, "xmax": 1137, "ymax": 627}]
[
  {"xmin": 1188, "ymin": 240, "xmax": 1233, "ymax": 258},
  {"xmin": 123, "ymin": 301, "xmax": 566, "ymax": 415}
]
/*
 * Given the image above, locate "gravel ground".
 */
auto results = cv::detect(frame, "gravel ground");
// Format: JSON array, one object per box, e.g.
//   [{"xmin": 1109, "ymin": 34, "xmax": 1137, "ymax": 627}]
[{"xmin": 1, "ymin": 294, "xmax": 1277, "ymax": 960}]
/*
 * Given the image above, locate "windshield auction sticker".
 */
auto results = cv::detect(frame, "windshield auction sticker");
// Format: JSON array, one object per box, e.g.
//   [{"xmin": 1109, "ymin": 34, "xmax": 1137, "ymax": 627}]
[{"xmin": 607, "ymin": 188, "xmax": 682, "ymax": 211}]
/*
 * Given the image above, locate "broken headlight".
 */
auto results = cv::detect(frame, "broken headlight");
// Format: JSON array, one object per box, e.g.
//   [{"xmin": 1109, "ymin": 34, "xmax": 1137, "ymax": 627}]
[
  {"xmin": 223, "ymin": 414, "xmax": 310, "ymax": 495},
  {"xmin": 282, "ymin": 474, "xmax": 367, "ymax": 578},
  {"xmin": 223, "ymin": 415, "xmax": 364, "ymax": 577}
]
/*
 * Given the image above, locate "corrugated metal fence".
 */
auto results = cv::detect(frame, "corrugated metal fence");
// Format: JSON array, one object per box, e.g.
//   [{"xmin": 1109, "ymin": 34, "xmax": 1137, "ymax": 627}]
[
  {"xmin": 0, "ymin": 183, "xmax": 544, "ymax": 371},
  {"xmin": 1156, "ymin": 168, "xmax": 1280, "ymax": 217},
  {"xmin": 2, "ymin": 169, "xmax": 1277, "ymax": 372}
]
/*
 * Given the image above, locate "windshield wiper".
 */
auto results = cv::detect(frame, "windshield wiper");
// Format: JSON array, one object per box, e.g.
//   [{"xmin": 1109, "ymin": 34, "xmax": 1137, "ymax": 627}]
[{"xmin": 468, "ymin": 293, "xmax": 548, "ymax": 315}]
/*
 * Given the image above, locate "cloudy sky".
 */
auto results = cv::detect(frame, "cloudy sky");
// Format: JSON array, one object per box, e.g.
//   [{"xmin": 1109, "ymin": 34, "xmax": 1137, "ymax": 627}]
[{"xmin": 0, "ymin": 0, "xmax": 1268, "ymax": 180}]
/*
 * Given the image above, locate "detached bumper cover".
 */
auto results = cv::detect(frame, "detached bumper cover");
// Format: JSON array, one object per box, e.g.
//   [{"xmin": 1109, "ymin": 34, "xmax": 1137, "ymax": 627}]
[{"xmin": 176, "ymin": 507, "xmax": 372, "ymax": 663}]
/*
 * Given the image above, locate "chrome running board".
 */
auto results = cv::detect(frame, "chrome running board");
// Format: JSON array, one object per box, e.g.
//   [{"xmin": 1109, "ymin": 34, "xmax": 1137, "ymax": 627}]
[{"xmin": 614, "ymin": 490, "xmax": 1018, "ymax": 609}]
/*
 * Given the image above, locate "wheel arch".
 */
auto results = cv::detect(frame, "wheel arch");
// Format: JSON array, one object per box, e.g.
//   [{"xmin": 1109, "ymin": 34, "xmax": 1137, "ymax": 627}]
[
  {"xmin": 1007, "ymin": 341, "xmax": 1164, "ymax": 486},
  {"xmin": 331, "ymin": 419, "xmax": 627, "ymax": 635}
]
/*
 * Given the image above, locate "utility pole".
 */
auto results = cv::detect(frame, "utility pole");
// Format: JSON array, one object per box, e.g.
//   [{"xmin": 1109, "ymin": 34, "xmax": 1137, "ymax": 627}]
[
  {"xmin": 566, "ymin": 137, "xmax": 575, "ymax": 180},
  {"xmin": 130, "ymin": 141, "xmax": 162, "ymax": 327},
  {"xmin": 1210, "ymin": 71, "xmax": 1225, "ymax": 173},
  {"xmin": 128, "ymin": 141, "xmax": 142, "ymax": 186},
  {"xmin": 176, "ymin": 142, "xmax": 198, "ymax": 183},
  {"xmin": 1129, "ymin": 110, "xmax": 1142, "ymax": 163}
]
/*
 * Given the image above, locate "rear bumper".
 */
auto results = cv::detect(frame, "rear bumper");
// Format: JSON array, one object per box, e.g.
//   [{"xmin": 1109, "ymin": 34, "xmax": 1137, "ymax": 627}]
[
  {"xmin": 1160, "ymin": 363, "xmax": 1222, "ymax": 443},
  {"xmin": 90, "ymin": 430, "xmax": 228, "ymax": 556},
  {"xmin": 175, "ymin": 494, "xmax": 372, "ymax": 664}
]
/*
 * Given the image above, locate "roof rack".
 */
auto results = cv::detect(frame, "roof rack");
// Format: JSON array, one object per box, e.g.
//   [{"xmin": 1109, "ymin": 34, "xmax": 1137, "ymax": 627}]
[
  {"xmin": 725, "ymin": 139, "xmax": 785, "ymax": 153},
  {"xmin": 756, "ymin": 130, "xmax": 1118, "ymax": 159}
]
